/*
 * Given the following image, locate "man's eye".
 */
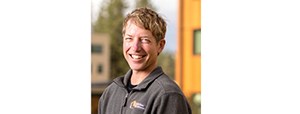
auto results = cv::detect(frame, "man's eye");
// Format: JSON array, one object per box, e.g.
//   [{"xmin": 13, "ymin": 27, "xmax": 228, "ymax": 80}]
[
  {"xmin": 124, "ymin": 37, "xmax": 132, "ymax": 41},
  {"xmin": 141, "ymin": 38, "xmax": 150, "ymax": 43}
]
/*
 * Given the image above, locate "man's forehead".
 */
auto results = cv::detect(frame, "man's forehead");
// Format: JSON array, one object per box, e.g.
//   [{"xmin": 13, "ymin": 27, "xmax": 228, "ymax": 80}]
[{"xmin": 126, "ymin": 19, "xmax": 144, "ymax": 29}]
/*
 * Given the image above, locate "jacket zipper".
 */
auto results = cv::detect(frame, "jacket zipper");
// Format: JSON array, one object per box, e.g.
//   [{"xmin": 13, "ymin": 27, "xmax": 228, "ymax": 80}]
[
  {"xmin": 121, "ymin": 89, "xmax": 130, "ymax": 114},
  {"xmin": 123, "ymin": 93, "xmax": 129, "ymax": 107}
]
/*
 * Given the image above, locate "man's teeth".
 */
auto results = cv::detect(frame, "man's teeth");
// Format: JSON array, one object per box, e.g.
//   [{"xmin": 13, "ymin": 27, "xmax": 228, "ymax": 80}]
[{"xmin": 132, "ymin": 55, "xmax": 142, "ymax": 59}]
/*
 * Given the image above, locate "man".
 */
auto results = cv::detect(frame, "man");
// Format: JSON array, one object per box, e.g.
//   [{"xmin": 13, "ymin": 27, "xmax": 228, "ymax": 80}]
[{"xmin": 98, "ymin": 7, "xmax": 191, "ymax": 114}]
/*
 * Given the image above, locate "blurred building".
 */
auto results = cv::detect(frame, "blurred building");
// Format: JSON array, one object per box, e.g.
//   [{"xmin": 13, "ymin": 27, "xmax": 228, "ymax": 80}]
[
  {"xmin": 176, "ymin": 0, "xmax": 201, "ymax": 113},
  {"xmin": 91, "ymin": 33, "xmax": 110, "ymax": 114},
  {"xmin": 91, "ymin": 33, "xmax": 110, "ymax": 93}
]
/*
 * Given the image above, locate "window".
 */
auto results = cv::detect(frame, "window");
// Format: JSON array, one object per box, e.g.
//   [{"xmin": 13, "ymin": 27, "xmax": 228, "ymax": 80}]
[
  {"xmin": 194, "ymin": 29, "xmax": 201, "ymax": 54},
  {"xmin": 92, "ymin": 44, "xmax": 103, "ymax": 53},
  {"xmin": 97, "ymin": 64, "xmax": 103, "ymax": 74}
]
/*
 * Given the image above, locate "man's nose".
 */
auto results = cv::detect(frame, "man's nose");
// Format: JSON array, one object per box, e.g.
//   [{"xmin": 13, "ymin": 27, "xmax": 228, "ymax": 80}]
[{"xmin": 132, "ymin": 39, "xmax": 141, "ymax": 51}]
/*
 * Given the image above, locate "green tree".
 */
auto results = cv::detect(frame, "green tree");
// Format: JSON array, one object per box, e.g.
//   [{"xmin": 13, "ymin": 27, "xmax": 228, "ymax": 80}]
[
  {"xmin": 135, "ymin": 0, "xmax": 156, "ymax": 9},
  {"xmin": 158, "ymin": 51, "xmax": 175, "ymax": 79},
  {"xmin": 93, "ymin": 0, "xmax": 129, "ymax": 79}
]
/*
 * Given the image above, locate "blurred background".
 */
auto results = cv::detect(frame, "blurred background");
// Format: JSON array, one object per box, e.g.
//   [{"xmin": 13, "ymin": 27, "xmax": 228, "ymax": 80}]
[{"xmin": 91, "ymin": 0, "xmax": 200, "ymax": 113}]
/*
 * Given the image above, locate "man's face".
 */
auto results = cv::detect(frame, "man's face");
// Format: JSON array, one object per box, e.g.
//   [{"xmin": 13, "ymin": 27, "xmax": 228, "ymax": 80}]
[{"xmin": 123, "ymin": 20, "xmax": 165, "ymax": 72}]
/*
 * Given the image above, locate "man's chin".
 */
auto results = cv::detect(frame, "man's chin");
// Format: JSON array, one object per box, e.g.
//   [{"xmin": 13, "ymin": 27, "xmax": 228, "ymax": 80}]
[{"xmin": 129, "ymin": 65, "xmax": 145, "ymax": 71}]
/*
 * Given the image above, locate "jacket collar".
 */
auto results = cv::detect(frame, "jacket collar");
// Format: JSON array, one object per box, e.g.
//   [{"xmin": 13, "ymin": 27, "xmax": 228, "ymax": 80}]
[{"xmin": 113, "ymin": 66, "xmax": 164, "ymax": 90}]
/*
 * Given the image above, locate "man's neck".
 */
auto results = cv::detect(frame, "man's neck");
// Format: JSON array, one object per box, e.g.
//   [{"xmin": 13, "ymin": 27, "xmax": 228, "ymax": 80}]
[{"xmin": 130, "ymin": 65, "xmax": 157, "ymax": 85}]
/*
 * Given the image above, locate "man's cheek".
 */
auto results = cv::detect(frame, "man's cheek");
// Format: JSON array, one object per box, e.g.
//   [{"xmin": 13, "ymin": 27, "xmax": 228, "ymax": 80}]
[{"xmin": 124, "ymin": 42, "xmax": 131, "ymax": 49}]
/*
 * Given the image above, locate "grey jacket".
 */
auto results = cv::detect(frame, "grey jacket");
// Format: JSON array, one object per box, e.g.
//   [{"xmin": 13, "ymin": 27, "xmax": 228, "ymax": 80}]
[{"xmin": 98, "ymin": 66, "xmax": 191, "ymax": 114}]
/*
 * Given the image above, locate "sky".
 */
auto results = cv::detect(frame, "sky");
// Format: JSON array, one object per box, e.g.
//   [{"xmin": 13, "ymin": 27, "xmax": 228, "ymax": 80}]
[{"xmin": 91, "ymin": 0, "xmax": 178, "ymax": 52}]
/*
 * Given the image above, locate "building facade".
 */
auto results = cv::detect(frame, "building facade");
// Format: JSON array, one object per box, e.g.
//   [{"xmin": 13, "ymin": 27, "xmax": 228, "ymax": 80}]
[
  {"xmin": 176, "ymin": 0, "xmax": 201, "ymax": 113},
  {"xmin": 91, "ymin": 33, "xmax": 110, "ymax": 114}
]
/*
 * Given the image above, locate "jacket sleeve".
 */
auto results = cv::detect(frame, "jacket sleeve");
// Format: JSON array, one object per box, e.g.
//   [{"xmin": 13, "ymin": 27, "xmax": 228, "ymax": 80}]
[
  {"xmin": 98, "ymin": 87, "xmax": 109, "ymax": 114},
  {"xmin": 154, "ymin": 92, "xmax": 192, "ymax": 114},
  {"xmin": 98, "ymin": 93, "xmax": 104, "ymax": 114}
]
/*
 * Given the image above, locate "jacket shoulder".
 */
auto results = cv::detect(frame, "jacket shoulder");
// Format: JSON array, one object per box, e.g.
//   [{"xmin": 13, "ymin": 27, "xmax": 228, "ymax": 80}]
[{"xmin": 153, "ymin": 74, "xmax": 183, "ymax": 94}]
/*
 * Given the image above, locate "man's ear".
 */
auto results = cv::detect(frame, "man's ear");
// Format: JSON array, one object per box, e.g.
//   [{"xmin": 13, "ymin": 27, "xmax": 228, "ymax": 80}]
[{"xmin": 157, "ymin": 39, "xmax": 165, "ymax": 55}]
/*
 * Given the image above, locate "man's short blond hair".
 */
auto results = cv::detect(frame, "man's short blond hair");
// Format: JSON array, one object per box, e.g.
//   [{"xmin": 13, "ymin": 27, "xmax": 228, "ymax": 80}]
[{"xmin": 122, "ymin": 7, "xmax": 167, "ymax": 42}]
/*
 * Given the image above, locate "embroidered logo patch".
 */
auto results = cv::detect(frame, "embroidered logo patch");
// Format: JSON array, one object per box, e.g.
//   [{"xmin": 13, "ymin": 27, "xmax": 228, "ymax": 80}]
[{"xmin": 130, "ymin": 100, "xmax": 145, "ymax": 110}]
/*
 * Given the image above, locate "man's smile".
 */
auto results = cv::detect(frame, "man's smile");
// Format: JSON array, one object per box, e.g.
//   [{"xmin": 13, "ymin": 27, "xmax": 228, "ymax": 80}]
[{"xmin": 130, "ymin": 54, "xmax": 146, "ymax": 60}]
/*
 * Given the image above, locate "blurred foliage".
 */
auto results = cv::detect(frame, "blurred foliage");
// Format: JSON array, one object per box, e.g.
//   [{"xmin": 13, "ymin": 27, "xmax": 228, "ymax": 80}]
[
  {"xmin": 92, "ymin": 0, "xmax": 174, "ymax": 79},
  {"xmin": 135, "ymin": 0, "xmax": 156, "ymax": 9},
  {"xmin": 158, "ymin": 50, "xmax": 175, "ymax": 79},
  {"xmin": 188, "ymin": 94, "xmax": 201, "ymax": 114}
]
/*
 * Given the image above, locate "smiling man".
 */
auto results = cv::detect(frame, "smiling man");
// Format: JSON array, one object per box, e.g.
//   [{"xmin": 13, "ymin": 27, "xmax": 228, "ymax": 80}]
[{"xmin": 98, "ymin": 7, "xmax": 191, "ymax": 114}]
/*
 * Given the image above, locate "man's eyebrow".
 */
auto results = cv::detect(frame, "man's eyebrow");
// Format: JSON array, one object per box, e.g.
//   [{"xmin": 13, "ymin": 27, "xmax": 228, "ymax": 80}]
[
  {"xmin": 124, "ymin": 34, "xmax": 133, "ymax": 37},
  {"xmin": 140, "ymin": 35, "xmax": 151, "ymax": 38}
]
